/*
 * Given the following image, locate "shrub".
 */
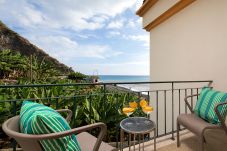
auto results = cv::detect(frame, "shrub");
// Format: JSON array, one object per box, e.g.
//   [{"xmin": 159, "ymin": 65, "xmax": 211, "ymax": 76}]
[{"xmin": 67, "ymin": 72, "xmax": 87, "ymax": 81}]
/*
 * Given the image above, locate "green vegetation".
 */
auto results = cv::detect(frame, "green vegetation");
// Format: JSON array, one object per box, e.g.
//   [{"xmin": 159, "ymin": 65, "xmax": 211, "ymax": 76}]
[
  {"xmin": 0, "ymin": 49, "xmax": 28, "ymax": 79},
  {"xmin": 0, "ymin": 49, "xmax": 145, "ymax": 145},
  {"xmin": 0, "ymin": 83, "xmax": 140, "ymax": 143},
  {"xmin": 0, "ymin": 49, "xmax": 62, "ymax": 82},
  {"xmin": 67, "ymin": 72, "xmax": 87, "ymax": 81},
  {"xmin": 0, "ymin": 24, "xmax": 143, "ymax": 147}
]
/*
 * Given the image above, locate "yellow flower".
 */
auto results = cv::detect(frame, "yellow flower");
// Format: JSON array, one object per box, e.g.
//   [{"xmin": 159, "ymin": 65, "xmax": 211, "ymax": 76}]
[
  {"xmin": 142, "ymin": 106, "xmax": 153, "ymax": 113},
  {"xmin": 129, "ymin": 101, "xmax": 138, "ymax": 109},
  {"xmin": 140, "ymin": 99, "xmax": 148, "ymax": 107},
  {"xmin": 122, "ymin": 107, "xmax": 135, "ymax": 115}
]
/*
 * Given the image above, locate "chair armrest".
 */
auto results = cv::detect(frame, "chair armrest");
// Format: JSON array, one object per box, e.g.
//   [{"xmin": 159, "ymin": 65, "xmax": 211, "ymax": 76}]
[
  {"xmin": 184, "ymin": 94, "xmax": 199, "ymax": 113},
  {"xmin": 18, "ymin": 122, "xmax": 107, "ymax": 151},
  {"xmin": 56, "ymin": 109, "xmax": 72, "ymax": 123},
  {"xmin": 214, "ymin": 102, "xmax": 227, "ymax": 133}
]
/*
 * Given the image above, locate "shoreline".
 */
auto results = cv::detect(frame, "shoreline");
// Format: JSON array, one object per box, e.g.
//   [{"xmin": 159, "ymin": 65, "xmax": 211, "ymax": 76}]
[{"xmin": 106, "ymin": 85, "xmax": 149, "ymax": 100}]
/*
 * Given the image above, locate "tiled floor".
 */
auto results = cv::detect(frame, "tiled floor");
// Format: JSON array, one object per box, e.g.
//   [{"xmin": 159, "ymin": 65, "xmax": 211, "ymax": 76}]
[{"xmin": 123, "ymin": 130, "xmax": 227, "ymax": 151}]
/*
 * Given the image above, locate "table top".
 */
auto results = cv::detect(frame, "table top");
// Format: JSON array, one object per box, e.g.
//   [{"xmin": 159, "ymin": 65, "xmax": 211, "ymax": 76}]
[{"xmin": 120, "ymin": 117, "xmax": 155, "ymax": 134}]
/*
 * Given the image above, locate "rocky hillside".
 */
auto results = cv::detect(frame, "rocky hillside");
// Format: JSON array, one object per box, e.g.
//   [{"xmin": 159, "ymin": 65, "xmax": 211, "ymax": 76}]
[{"xmin": 0, "ymin": 21, "xmax": 73, "ymax": 74}]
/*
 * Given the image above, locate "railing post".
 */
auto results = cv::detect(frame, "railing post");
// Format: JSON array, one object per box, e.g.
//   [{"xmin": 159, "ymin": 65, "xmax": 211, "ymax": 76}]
[
  {"xmin": 55, "ymin": 98, "xmax": 59, "ymax": 110},
  {"xmin": 147, "ymin": 91, "xmax": 150, "ymax": 120},
  {"xmin": 115, "ymin": 93, "xmax": 119, "ymax": 148},
  {"xmin": 73, "ymin": 96, "xmax": 77, "ymax": 127},
  {"xmin": 191, "ymin": 88, "xmax": 193, "ymax": 109},
  {"xmin": 164, "ymin": 90, "xmax": 167, "ymax": 135},
  {"xmin": 103, "ymin": 84, "xmax": 107, "ymax": 118},
  {"xmin": 178, "ymin": 89, "xmax": 181, "ymax": 115},
  {"xmin": 12, "ymin": 101, "xmax": 17, "ymax": 151},
  {"xmin": 147, "ymin": 91, "xmax": 150, "ymax": 102},
  {"xmin": 156, "ymin": 91, "xmax": 159, "ymax": 137},
  {"xmin": 138, "ymin": 92, "xmax": 141, "ymax": 103},
  {"xmin": 171, "ymin": 82, "xmax": 175, "ymax": 140},
  {"xmin": 196, "ymin": 88, "xmax": 199, "ymax": 100},
  {"xmin": 185, "ymin": 89, "xmax": 187, "ymax": 114},
  {"xmin": 208, "ymin": 81, "xmax": 213, "ymax": 87},
  {"xmin": 89, "ymin": 93, "xmax": 92, "ymax": 124}
]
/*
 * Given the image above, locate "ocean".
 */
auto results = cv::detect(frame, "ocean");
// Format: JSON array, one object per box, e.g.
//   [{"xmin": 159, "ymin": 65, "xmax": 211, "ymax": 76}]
[
  {"xmin": 99, "ymin": 75, "xmax": 150, "ymax": 82},
  {"xmin": 99, "ymin": 75, "xmax": 150, "ymax": 92}
]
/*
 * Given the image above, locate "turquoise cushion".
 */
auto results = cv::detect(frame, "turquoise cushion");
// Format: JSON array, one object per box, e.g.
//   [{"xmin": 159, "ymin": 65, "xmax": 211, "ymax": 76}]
[
  {"xmin": 194, "ymin": 87, "xmax": 227, "ymax": 124},
  {"xmin": 20, "ymin": 101, "xmax": 81, "ymax": 151}
]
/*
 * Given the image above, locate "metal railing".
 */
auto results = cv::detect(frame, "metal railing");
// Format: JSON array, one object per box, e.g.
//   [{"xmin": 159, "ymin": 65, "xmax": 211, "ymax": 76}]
[{"xmin": 0, "ymin": 80, "xmax": 213, "ymax": 150}]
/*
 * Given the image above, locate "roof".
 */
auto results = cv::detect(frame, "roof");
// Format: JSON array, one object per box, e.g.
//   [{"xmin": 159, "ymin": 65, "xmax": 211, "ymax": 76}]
[
  {"xmin": 136, "ymin": 0, "xmax": 196, "ymax": 31},
  {"xmin": 136, "ymin": 0, "xmax": 158, "ymax": 17}
]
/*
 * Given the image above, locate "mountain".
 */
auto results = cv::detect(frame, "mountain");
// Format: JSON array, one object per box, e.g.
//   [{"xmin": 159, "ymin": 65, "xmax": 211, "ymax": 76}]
[{"xmin": 0, "ymin": 21, "xmax": 73, "ymax": 74}]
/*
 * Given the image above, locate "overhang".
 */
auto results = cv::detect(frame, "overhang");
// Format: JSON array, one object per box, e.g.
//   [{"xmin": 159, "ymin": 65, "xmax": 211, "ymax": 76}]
[{"xmin": 136, "ymin": 0, "xmax": 196, "ymax": 31}]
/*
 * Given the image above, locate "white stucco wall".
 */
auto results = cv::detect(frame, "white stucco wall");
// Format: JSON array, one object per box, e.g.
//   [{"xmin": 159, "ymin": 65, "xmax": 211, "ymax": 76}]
[
  {"xmin": 149, "ymin": 0, "xmax": 227, "ymax": 91},
  {"xmin": 143, "ymin": 0, "xmax": 179, "ymax": 27}
]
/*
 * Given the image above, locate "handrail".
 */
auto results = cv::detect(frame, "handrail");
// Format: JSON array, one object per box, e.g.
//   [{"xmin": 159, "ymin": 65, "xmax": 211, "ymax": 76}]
[{"xmin": 0, "ymin": 80, "xmax": 213, "ymax": 88}]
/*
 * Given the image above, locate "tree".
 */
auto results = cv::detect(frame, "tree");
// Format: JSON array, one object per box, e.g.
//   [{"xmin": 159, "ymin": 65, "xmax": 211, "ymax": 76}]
[{"xmin": 0, "ymin": 50, "xmax": 28, "ymax": 79}]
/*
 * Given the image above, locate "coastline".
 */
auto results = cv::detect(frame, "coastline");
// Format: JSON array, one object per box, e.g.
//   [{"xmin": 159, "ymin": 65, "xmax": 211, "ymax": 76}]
[{"xmin": 106, "ymin": 84, "xmax": 149, "ymax": 100}]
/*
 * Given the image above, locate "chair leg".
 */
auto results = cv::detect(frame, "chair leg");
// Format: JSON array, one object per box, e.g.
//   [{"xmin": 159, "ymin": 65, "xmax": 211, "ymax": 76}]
[
  {"xmin": 177, "ymin": 121, "xmax": 180, "ymax": 147},
  {"xmin": 199, "ymin": 136, "xmax": 205, "ymax": 151}
]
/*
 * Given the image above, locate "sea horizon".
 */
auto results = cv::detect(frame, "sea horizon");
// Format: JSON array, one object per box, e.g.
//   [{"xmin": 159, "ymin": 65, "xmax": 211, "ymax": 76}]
[
  {"xmin": 97, "ymin": 75, "xmax": 150, "ymax": 82},
  {"xmin": 96, "ymin": 75, "xmax": 150, "ymax": 92}
]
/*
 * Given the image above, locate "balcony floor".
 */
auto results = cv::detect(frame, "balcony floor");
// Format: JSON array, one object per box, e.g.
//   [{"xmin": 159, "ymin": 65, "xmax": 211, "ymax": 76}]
[{"xmin": 123, "ymin": 130, "xmax": 227, "ymax": 151}]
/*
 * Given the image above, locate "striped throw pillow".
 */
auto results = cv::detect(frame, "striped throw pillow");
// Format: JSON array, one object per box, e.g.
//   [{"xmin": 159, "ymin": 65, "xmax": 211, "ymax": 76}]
[
  {"xmin": 20, "ymin": 101, "xmax": 81, "ymax": 151},
  {"xmin": 194, "ymin": 87, "xmax": 227, "ymax": 124}
]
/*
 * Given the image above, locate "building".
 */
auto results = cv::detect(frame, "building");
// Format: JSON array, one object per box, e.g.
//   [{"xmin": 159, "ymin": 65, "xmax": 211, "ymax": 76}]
[{"xmin": 137, "ymin": 0, "xmax": 227, "ymax": 91}]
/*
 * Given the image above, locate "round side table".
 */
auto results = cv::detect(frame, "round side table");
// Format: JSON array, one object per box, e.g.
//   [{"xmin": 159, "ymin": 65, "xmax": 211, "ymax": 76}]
[{"xmin": 120, "ymin": 117, "xmax": 156, "ymax": 151}]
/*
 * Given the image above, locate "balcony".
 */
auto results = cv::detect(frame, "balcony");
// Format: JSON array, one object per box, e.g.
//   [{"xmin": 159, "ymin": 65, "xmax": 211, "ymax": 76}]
[{"xmin": 2, "ymin": 80, "xmax": 223, "ymax": 151}]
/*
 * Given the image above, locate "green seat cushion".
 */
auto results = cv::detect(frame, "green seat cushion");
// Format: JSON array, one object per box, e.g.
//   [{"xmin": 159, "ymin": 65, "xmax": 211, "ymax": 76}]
[
  {"xmin": 20, "ymin": 101, "xmax": 81, "ymax": 151},
  {"xmin": 194, "ymin": 87, "xmax": 227, "ymax": 124}
]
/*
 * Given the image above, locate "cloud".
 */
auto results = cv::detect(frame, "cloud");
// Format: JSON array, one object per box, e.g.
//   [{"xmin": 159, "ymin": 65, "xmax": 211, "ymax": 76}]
[
  {"xmin": 0, "ymin": 0, "xmax": 137, "ymax": 31},
  {"xmin": 0, "ymin": 0, "xmax": 149, "ymax": 75},
  {"xmin": 135, "ymin": 0, "xmax": 144, "ymax": 10},
  {"xmin": 124, "ymin": 34, "xmax": 149, "ymax": 47},
  {"xmin": 107, "ymin": 19, "xmax": 124, "ymax": 29},
  {"xmin": 28, "ymin": 35, "xmax": 123, "ymax": 63},
  {"xmin": 0, "ymin": 0, "xmax": 5, "ymax": 4},
  {"xmin": 127, "ymin": 20, "xmax": 136, "ymax": 28},
  {"xmin": 107, "ymin": 31, "xmax": 121, "ymax": 37}
]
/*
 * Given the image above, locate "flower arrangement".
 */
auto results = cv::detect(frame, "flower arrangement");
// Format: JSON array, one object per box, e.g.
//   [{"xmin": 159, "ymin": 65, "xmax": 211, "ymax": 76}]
[{"xmin": 122, "ymin": 99, "xmax": 153, "ymax": 117}]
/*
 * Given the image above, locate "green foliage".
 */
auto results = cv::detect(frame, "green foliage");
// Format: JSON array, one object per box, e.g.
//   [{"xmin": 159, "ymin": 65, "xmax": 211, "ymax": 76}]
[
  {"xmin": 67, "ymin": 72, "xmax": 87, "ymax": 81},
  {"xmin": 30, "ymin": 56, "xmax": 60, "ymax": 82},
  {"xmin": 0, "ymin": 82, "xmax": 140, "ymax": 142},
  {"xmin": 0, "ymin": 49, "xmax": 28, "ymax": 79},
  {"xmin": 0, "ymin": 50, "xmax": 143, "ymax": 142},
  {"xmin": 0, "ymin": 102, "xmax": 12, "ymax": 127},
  {"xmin": 0, "ymin": 49, "xmax": 61, "ymax": 82}
]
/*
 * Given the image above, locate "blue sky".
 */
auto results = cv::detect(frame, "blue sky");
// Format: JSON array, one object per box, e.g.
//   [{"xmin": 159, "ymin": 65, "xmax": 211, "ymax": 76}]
[{"xmin": 0, "ymin": 0, "xmax": 149, "ymax": 75}]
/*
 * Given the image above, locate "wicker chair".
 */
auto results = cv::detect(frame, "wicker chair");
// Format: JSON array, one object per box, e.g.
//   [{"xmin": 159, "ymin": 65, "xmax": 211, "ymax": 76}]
[
  {"xmin": 2, "ymin": 109, "xmax": 117, "ymax": 151},
  {"xmin": 177, "ymin": 94, "xmax": 227, "ymax": 151}
]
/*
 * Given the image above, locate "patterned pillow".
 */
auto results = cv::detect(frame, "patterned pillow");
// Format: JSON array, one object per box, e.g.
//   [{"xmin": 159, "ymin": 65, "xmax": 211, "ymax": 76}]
[
  {"xmin": 20, "ymin": 101, "xmax": 81, "ymax": 151},
  {"xmin": 194, "ymin": 87, "xmax": 227, "ymax": 124}
]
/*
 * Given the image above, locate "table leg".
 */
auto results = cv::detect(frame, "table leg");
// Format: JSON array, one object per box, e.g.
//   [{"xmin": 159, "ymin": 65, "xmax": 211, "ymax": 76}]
[
  {"xmin": 129, "ymin": 133, "xmax": 131, "ymax": 151},
  {"xmin": 154, "ymin": 128, "xmax": 156, "ymax": 151},
  {"xmin": 121, "ymin": 129, "xmax": 124, "ymax": 151},
  {"xmin": 142, "ymin": 134, "xmax": 144, "ymax": 151},
  {"xmin": 139, "ymin": 134, "xmax": 141, "ymax": 151},
  {"xmin": 134, "ymin": 134, "xmax": 136, "ymax": 151}
]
